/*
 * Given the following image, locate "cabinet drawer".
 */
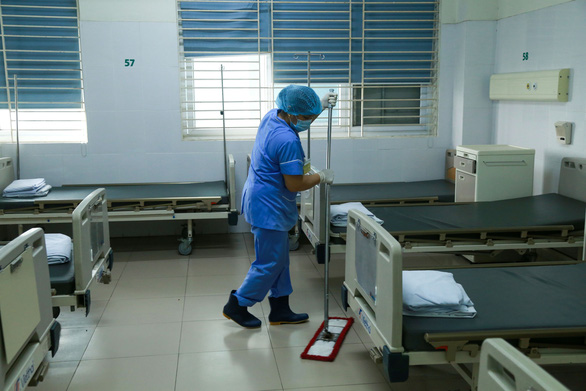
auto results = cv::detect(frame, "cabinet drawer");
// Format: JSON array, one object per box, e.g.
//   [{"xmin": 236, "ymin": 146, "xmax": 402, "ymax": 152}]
[
  {"xmin": 455, "ymin": 156, "xmax": 476, "ymax": 174},
  {"xmin": 455, "ymin": 171, "xmax": 476, "ymax": 202}
]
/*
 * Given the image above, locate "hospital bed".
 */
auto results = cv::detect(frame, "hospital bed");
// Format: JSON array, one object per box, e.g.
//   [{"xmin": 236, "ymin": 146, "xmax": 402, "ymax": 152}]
[
  {"xmin": 1, "ymin": 228, "xmax": 61, "ymax": 391},
  {"xmin": 275, "ymin": 149, "xmax": 455, "ymax": 251},
  {"xmin": 342, "ymin": 208, "xmax": 586, "ymax": 389},
  {"xmin": 0, "ymin": 155, "xmax": 238, "ymax": 255},
  {"xmin": 478, "ymin": 339, "xmax": 569, "ymax": 391},
  {"xmin": 305, "ymin": 157, "xmax": 586, "ymax": 263}
]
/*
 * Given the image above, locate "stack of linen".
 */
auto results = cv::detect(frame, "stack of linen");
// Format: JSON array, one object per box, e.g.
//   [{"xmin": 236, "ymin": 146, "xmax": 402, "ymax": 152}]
[
  {"xmin": 402, "ymin": 270, "xmax": 477, "ymax": 318},
  {"xmin": 2, "ymin": 178, "xmax": 52, "ymax": 198},
  {"xmin": 45, "ymin": 234, "xmax": 72, "ymax": 264},
  {"xmin": 330, "ymin": 202, "xmax": 384, "ymax": 227}
]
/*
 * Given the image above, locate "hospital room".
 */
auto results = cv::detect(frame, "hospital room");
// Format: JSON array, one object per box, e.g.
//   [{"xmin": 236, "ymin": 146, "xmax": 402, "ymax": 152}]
[{"xmin": 1, "ymin": 0, "xmax": 586, "ymax": 390}]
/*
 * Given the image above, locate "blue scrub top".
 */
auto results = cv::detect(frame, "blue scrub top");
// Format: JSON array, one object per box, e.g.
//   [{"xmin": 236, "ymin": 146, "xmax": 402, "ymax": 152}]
[{"xmin": 242, "ymin": 109, "xmax": 305, "ymax": 231}]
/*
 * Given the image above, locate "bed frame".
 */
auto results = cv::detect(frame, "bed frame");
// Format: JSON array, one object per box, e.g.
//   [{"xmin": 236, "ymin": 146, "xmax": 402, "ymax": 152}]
[
  {"xmin": 300, "ymin": 150, "xmax": 455, "ymax": 256},
  {"xmin": 304, "ymin": 157, "xmax": 586, "ymax": 263},
  {"xmin": 342, "ymin": 209, "xmax": 586, "ymax": 389},
  {"xmin": 0, "ymin": 155, "xmax": 238, "ymax": 255},
  {"xmin": 478, "ymin": 339, "xmax": 569, "ymax": 391},
  {"xmin": 0, "ymin": 228, "xmax": 61, "ymax": 391}
]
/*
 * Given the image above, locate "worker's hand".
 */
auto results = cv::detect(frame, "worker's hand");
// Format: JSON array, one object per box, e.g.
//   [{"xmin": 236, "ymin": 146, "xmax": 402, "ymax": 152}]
[
  {"xmin": 321, "ymin": 92, "xmax": 338, "ymax": 110},
  {"xmin": 318, "ymin": 169, "xmax": 335, "ymax": 185}
]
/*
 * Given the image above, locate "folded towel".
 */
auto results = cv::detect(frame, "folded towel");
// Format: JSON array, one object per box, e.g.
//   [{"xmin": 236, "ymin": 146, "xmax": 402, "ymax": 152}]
[
  {"xmin": 402, "ymin": 270, "xmax": 476, "ymax": 318},
  {"xmin": 330, "ymin": 202, "xmax": 384, "ymax": 227},
  {"xmin": 3, "ymin": 178, "xmax": 52, "ymax": 198},
  {"xmin": 3, "ymin": 184, "xmax": 52, "ymax": 198},
  {"xmin": 45, "ymin": 233, "xmax": 72, "ymax": 265},
  {"xmin": 3, "ymin": 178, "xmax": 46, "ymax": 193}
]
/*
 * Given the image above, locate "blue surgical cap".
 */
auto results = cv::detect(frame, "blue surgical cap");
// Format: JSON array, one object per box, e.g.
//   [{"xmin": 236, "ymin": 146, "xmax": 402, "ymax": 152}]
[{"xmin": 275, "ymin": 85, "xmax": 322, "ymax": 116}]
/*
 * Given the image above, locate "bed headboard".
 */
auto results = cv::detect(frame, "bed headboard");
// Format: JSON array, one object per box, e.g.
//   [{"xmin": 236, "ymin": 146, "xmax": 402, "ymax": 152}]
[
  {"xmin": 346, "ymin": 209, "xmax": 404, "ymax": 352},
  {"xmin": 0, "ymin": 157, "xmax": 14, "ymax": 193},
  {"xmin": 559, "ymin": 157, "xmax": 586, "ymax": 202}
]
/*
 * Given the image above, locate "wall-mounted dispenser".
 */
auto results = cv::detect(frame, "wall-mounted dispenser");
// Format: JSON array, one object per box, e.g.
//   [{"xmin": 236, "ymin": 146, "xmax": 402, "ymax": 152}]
[{"xmin": 555, "ymin": 121, "xmax": 573, "ymax": 145}]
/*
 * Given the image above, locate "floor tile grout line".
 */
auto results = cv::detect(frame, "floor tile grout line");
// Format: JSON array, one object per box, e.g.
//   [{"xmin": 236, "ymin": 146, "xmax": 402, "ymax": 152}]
[{"xmin": 174, "ymin": 286, "xmax": 188, "ymax": 391}]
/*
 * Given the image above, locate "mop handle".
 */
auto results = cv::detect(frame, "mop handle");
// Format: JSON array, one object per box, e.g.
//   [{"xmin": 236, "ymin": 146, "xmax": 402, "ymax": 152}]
[{"xmin": 323, "ymin": 89, "xmax": 334, "ymax": 331}]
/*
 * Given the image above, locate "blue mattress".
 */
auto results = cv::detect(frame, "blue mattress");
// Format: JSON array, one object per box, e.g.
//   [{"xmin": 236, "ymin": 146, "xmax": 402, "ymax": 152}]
[
  {"xmin": 331, "ymin": 180, "xmax": 455, "ymax": 204},
  {"xmin": 332, "ymin": 193, "xmax": 586, "ymax": 235},
  {"xmin": 0, "ymin": 180, "xmax": 229, "ymax": 211},
  {"xmin": 402, "ymin": 262, "xmax": 586, "ymax": 351}
]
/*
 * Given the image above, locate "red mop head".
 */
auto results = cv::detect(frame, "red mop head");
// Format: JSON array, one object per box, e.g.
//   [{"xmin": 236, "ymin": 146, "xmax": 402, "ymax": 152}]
[{"xmin": 300, "ymin": 317, "xmax": 354, "ymax": 362}]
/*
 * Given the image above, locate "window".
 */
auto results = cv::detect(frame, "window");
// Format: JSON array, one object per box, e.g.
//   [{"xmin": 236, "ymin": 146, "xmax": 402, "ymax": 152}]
[
  {"xmin": 177, "ymin": 0, "xmax": 438, "ymax": 140},
  {"xmin": 0, "ymin": 0, "xmax": 87, "ymax": 143}
]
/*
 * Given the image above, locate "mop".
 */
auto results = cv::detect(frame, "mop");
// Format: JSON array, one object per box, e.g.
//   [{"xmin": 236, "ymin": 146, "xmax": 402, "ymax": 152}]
[{"xmin": 301, "ymin": 91, "xmax": 353, "ymax": 362}]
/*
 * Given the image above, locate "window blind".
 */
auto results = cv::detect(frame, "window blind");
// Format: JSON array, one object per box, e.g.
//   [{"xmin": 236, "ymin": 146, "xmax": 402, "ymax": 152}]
[
  {"xmin": 177, "ymin": 0, "xmax": 439, "ymax": 140},
  {"xmin": 0, "ymin": 0, "xmax": 87, "ymax": 143}
]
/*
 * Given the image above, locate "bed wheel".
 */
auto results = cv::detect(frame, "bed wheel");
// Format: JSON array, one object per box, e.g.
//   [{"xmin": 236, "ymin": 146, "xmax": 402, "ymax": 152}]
[
  {"xmin": 382, "ymin": 346, "xmax": 409, "ymax": 382},
  {"xmin": 50, "ymin": 321, "xmax": 62, "ymax": 357},
  {"xmin": 178, "ymin": 241, "xmax": 193, "ymax": 256},
  {"xmin": 52, "ymin": 306, "xmax": 61, "ymax": 319}
]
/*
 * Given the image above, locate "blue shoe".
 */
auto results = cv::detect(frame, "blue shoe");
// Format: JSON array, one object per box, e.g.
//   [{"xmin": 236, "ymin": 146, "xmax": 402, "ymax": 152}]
[
  {"xmin": 223, "ymin": 290, "xmax": 261, "ymax": 328},
  {"xmin": 268, "ymin": 296, "xmax": 309, "ymax": 325}
]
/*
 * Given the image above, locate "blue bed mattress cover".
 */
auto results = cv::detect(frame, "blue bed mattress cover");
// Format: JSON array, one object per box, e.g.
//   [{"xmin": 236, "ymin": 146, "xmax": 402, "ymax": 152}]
[
  {"xmin": 332, "ymin": 193, "xmax": 586, "ymax": 235},
  {"xmin": 330, "ymin": 180, "xmax": 454, "ymax": 204},
  {"xmin": 0, "ymin": 180, "xmax": 229, "ymax": 209},
  {"xmin": 402, "ymin": 262, "xmax": 586, "ymax": 351}
]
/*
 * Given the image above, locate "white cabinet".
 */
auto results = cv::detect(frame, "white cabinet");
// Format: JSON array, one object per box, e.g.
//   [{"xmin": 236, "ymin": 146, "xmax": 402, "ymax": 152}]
[{"xmin": 455, "ymin": 145, "xmax": 535, "ymax": 202}]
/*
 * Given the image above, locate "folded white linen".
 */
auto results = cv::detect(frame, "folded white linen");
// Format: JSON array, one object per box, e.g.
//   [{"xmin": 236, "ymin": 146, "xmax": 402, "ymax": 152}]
[
  {"xmin": 45, "ymin": 233, "xmax": 72, "ymax": 265},
  {"xmin": 3, "ymin": 178, "xmax": 46, "ymax": 193},
  {"xmin": 330, "ymin": 202, "xmax": 384, "ymax": 227},
  {"xmin": 3, "ymin": 184, "xmax": 52, "ymax": 198},
  {"xmin": 402, "ymin": 270, "xmax": 476, "ymax": 318}
]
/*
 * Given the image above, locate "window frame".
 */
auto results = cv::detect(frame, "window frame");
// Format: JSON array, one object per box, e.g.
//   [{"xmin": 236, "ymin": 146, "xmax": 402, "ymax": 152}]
[
  {"xmin": 177, "ymin": 0, "xmax": 439, "ymax": 141},
  {"xmin": 0, "ymin": 0, "xmax": 87, "ymax": 144}
]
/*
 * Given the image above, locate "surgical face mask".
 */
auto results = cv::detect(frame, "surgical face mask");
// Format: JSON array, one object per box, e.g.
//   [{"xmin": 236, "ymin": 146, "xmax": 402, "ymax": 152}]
[{"xmin": 292, "ymin": 118, "xmax": 312, "ymax": 133}]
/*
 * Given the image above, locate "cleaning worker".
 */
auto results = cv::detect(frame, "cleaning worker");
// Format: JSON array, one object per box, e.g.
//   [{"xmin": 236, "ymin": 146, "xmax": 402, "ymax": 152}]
[{"xmin": 223, "ymin": 84, "xmax": 338, "ymax": 328}]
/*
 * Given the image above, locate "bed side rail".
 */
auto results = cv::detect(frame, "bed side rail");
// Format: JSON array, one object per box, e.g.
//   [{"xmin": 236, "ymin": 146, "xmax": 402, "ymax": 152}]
[
  {"xmin": 0, "ymin": 157, "xmax": 14, "ymax": 194},
  {"xmin": 559, "ymin": 157, "xmax": 586, "ymax": 203},
  {"xmin": 478, "ymin": 338, "xmax": 569, "ymax": 391},
  {"xmin": 71, "ymin": 188, "xmax": 112, "ymax": 295}
]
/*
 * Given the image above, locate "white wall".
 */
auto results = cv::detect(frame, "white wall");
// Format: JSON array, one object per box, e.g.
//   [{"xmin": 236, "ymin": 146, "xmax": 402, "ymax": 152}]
[
  {"xmin": 492, "ymin": 0, "xmax": 586, "ymax": 194},
  {"xmin": 441, "ymin": 21, "xmax": 496, "ymax": 147},
  {"xmin": 0, "ymin": 0, "xmax": 453, "ymax": 235},
  {"xmin": 1, "ymin": 0, "xmax": 580, "ymax": 236}
]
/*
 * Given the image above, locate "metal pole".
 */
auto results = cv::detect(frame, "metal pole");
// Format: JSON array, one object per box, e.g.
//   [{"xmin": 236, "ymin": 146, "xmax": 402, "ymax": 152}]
[
  {"xmin": 323, "ymin": 88, "xmax": 334, "ymax": 332},
  {"xmin": 14, "ymin": 75, "xmax": 20, "ymax": 180},
  {"xmin": 307, "ymin": 51, "xmax": 311, "ymax": 159},
  {"xmin": 220, "ymin": 65, "xmax": 228, "ymax": 186}
]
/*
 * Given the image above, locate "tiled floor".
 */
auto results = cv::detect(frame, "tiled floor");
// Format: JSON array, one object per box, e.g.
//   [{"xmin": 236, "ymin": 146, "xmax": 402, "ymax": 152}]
[{"xmin": 35, "ymin": 234, "xmax": 585, "ymax": 391}]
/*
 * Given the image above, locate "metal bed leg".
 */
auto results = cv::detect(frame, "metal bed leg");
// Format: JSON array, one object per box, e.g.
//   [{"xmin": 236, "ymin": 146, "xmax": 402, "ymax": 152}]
[
  {"xmin": 451, "ymin": 361, "xmax": 478, "ymax": 389},
  {"xmin": 178, "ymin": 219, "xmax": 194, "ymax": 256}
]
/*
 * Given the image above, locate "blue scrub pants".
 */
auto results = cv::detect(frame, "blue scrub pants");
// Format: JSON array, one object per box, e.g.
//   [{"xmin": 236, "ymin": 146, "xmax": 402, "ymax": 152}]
[{"xmin": 235, "ymin": 226, "xmax": 292, "ymax": 307}]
